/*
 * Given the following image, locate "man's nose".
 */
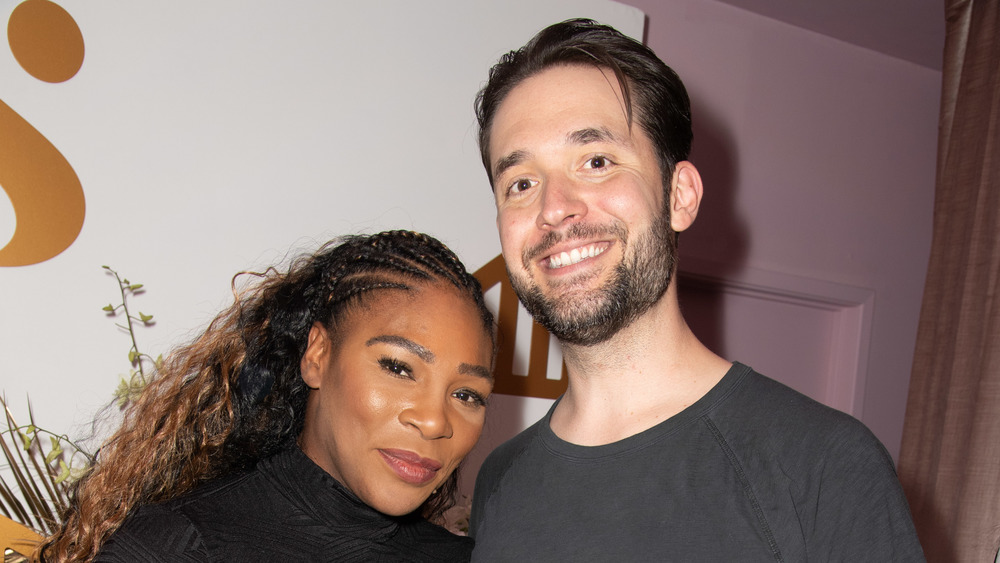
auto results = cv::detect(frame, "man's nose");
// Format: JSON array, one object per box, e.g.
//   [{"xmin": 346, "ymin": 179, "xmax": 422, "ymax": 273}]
[{"xmin": 536, "ymin": 175, "xmax": 587, "ymax": 229}]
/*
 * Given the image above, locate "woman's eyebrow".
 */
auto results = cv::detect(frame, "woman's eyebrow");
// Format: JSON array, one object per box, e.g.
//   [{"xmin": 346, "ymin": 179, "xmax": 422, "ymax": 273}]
[
  {"xmin": 367, "ymin": 335, "xmax": 433, "ymax": 362},
  {"xmin": 368, "ymin": 335, "xmax": 491, "ymax": 380},
  {"xmin": 459, "ymin": 363, "xmax": 493, "ymax": 381}
]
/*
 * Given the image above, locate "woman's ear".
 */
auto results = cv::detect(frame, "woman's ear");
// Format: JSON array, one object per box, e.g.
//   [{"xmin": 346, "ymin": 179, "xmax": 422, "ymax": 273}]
[
  {"xmin": 669, "ymin": 161, "xmax": 704, "ymax": 233},
  {"xmin": 300, "ymin": 322, "xmax": 330, "ymax": 389}
]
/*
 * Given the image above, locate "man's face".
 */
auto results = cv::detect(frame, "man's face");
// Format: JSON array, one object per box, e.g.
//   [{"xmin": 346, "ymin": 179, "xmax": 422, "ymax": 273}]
[{"xmin": 488, "ymin": 64, "xmax": 677, "ymax": 346}]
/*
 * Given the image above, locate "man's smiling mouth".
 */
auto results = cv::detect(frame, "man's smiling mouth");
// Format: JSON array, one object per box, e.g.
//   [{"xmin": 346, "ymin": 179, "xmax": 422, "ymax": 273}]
[{"xmin": 547, "ymin": 244, "xmax": 608, "ymax": 269}]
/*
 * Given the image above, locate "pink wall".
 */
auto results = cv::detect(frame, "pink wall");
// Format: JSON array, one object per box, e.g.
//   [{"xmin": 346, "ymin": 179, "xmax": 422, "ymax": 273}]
[{"xmin": 620, "ymin": 0, "xmax": 941, "ymax": 460}]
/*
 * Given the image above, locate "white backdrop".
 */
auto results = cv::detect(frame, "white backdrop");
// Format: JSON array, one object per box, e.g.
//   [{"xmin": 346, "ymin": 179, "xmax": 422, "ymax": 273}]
[{"xmin": 0, "ymin": 0, "xmax": 643, "ymax": 490}]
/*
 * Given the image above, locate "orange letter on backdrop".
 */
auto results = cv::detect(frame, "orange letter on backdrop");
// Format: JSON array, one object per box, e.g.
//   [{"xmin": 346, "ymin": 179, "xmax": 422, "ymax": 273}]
[
  {"xmin": 475, "ymin": 255, "xmax": 568, "ymax": 399},
  {"xmin": 1, "ymin": 0, "xmax": 86, "ymax": 266}
]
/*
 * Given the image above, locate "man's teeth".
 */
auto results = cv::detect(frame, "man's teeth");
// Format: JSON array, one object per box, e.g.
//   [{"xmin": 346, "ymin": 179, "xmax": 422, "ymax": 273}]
[{"xmin": 548, "ymin": 245, "xmax": 606, "ymax": 269}]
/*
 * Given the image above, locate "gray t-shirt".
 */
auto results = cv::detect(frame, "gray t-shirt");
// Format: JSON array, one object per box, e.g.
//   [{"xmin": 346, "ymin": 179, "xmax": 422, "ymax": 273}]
[{"xmin": 471, "ymin": 363, "xmax": 924, "ymax": 562}]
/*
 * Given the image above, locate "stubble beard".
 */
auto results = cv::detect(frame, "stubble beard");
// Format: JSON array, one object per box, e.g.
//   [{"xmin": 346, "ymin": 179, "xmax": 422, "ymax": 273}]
[{"xmin": 508, "ymin": 199, "xmax": 677, "ymax": 347}]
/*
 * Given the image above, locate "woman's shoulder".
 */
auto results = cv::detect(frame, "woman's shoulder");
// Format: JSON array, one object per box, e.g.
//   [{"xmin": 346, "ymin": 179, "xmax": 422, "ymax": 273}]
[
  {"xmin": 94, "ymin": 469, "xmax": 258, "ymax": 562},
  {"xmin": 95, "ymin": 501, "xmax": 208, "ymax": 562}
]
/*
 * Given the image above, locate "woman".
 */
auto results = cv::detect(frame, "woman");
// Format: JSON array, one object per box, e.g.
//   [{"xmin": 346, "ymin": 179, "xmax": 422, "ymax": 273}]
[{"xmin": 41, "ymin": 230, "xmax": 495, "ymax": 562}]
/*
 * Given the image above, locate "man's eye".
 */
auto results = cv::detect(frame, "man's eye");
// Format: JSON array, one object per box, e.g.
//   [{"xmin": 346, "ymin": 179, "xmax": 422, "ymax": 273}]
[
  {"xmin": 588, "ymin": 156, "xmax": 609, "ymax": 169},
  {"xmin": 508, "ymin": 178, "xmax": 536, "ymax": 194}
]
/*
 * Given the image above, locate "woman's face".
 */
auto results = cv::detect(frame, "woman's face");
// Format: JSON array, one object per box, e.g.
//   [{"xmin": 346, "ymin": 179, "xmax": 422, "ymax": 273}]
[{"xmin": 298, "ymin": 282, "xmax": 494, "ymax": 516}]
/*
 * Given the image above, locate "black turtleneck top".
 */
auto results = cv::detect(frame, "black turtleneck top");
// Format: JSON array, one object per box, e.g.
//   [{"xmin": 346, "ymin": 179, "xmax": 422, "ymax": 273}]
[{"xmin": 96, "ymin": 446, "xmax": 472, "ymax": 562}]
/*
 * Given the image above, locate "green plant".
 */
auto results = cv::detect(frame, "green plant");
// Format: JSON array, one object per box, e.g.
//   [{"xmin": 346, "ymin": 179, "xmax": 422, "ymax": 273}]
[
  {"xmin": 101, "ymin": 265, "xmax": 159, "ymax": 407},
  {"xmin": 0, "ymin": 266, "xmax": 158, "ymax": 537},
  {"xmin": 0, "ymin": 397, "xmax": 90, "ymax": 536}
]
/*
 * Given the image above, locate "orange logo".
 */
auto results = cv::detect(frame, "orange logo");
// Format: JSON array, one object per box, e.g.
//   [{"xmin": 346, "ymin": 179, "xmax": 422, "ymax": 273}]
[
  {"xmin": 1, "ymin": 0, "xmax": 86, "ymax": 266},
  {"xmin": 475, "ymin": 255, "xmax": 568, "ymax": 399}
]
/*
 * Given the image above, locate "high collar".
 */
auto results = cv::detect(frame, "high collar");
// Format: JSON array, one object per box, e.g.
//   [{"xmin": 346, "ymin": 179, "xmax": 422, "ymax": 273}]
[{"xmin": 257, "ymin": 445, "xmax": 408, "ymax": 541}]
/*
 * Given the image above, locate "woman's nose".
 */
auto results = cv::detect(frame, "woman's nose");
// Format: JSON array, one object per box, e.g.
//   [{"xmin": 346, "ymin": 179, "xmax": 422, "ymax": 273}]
[{"xmin": 399, "ymin": 397, "xmax": 453, "ymax": 440}]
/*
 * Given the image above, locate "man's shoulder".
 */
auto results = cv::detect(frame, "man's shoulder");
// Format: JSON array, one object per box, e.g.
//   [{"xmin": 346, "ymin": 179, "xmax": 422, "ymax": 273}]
[
  {"xmin": 718, "ymin": 367, "xmax": 922, "ymax": 561},
  {"xmin": 714, "ymin": 364, "xmax": 893, "ymax": 469}
]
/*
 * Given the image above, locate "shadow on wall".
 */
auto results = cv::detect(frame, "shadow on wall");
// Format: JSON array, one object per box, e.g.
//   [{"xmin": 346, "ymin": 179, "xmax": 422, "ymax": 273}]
[{"xmin": 678, "ymin": 96, "xmax": 748, "ymax": 359}]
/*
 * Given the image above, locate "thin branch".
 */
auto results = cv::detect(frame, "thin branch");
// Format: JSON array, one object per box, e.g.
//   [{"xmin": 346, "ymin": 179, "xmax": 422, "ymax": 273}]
[{"xmin": 106, "ymin": 267, "xmax": 147, "ymax": 385}]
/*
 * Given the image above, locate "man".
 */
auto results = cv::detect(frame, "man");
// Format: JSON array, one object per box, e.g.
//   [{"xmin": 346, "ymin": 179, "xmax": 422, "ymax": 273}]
[{"xmin": 469, "ymin": 19, "xmax": 923, "ymax": 561}]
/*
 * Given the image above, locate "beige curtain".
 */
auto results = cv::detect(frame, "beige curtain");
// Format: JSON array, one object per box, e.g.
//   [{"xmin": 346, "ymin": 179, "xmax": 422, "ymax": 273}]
[{"xmin": 898, "ymin": 1, "xmax": 1000, "ymax": 561}]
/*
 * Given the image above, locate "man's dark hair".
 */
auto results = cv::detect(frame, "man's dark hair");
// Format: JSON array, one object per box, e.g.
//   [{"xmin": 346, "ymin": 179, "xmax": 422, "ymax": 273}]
[{"xmin": 475, "ymin": 18, "xmax": 692, "ymax": 190}]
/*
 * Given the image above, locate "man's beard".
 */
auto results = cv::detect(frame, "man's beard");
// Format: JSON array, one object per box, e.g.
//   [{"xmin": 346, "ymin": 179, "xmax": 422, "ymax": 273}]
[{"xmin": 508, "ymin": 200, "xmax": 677, "ymax": 347}]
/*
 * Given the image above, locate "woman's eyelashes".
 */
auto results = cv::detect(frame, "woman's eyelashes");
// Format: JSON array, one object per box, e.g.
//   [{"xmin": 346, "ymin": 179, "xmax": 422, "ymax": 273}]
[
  {"xmin": 453, "ymin": 389, "xmax": 488, "ymax": 408},
  {"xmin": 377, "ymin": 356, "xmax": 489, "ymax": 408},
  {"xmin": 379, "ymin": 357, "xmax": 413, "ymax": 380}
]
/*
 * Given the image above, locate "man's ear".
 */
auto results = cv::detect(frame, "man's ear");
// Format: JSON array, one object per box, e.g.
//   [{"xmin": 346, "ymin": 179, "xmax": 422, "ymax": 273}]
[
  {"xmin": 300, "ymin": 322, "xmax": 330, "ymax": 389},
  {"xmin": 669, "ymin": 161, "xmax": 703, "ymax": 233}
]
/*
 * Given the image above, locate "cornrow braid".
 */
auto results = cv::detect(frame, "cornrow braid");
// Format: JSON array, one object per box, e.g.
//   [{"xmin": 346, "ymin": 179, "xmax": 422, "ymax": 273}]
[
  {"xmin": 41, "ymin": 230, "xmax": 494, "ymax": 562},
  {"xmin": 229, "ymin": 230, "xmax": 493, "ymax": 465}
]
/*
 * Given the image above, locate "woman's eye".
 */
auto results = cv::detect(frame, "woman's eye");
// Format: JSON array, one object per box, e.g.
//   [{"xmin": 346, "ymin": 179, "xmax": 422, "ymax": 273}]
[
  {"xmin": 453, "ymin": 389, "xmax": 487, "ymax": 407},
  {"xmin": 379, "ymin": 358, "xmax": 413, "ymax": 379}
]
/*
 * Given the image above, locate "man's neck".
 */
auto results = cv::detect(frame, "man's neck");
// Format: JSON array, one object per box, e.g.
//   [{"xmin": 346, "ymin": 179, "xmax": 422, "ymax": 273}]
[{"xmin": 549, "ymin": 287, "xmax": 732, "ymax": 446}]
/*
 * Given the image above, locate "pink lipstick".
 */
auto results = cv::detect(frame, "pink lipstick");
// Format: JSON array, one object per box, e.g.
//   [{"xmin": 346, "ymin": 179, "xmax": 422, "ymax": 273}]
[{"xmin": 378, "ymin": 449, "xmax": 442, "ymax": 485}]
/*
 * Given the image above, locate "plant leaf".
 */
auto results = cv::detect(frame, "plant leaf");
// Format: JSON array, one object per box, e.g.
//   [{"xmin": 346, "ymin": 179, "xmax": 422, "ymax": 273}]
[
  {"xmin": 55, "ymin": 460, "xmax": 71, "ymax": 484},
  {"xmin": 45, "ymin": 444, "xmax": 63, "ymax": 464},
  {"xmin": 115, "ymin": 378, "xmax": 130, "ymax": 408}
]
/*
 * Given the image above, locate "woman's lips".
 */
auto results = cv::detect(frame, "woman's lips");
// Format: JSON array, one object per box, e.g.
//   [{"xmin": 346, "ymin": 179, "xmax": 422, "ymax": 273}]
[{"xmin": 378, "ymin": 449, "xmax": 442, "ymax": 485}]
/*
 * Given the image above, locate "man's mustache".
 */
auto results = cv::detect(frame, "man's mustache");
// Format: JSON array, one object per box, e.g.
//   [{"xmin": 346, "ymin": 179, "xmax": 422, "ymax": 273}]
[{"xmin": 522, "ymin": 222, "xmax": 628, "ymax": 269}]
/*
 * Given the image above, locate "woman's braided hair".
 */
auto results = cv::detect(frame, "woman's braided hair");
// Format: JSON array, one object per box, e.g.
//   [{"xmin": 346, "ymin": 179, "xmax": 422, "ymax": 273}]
[{"xmin": 40, "ymin": 230, "xmax": 495, "ymax": 562}]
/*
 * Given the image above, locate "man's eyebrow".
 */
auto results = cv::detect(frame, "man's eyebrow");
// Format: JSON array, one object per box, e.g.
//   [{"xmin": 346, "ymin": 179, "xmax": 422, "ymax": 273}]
[
  {"xmin": 567, "ymin": 126, "xmax": 621, "ymax": 145},
  {"xmin": 493, "ymin": 149, "xmax": 529, "ymax": 182},
  {"xmin": 492, "ymin": 127, "xmax": 622, "ymax": 181},
  {"xmin": 367, "ymin": 335, "xmax": 433, "ymax": 363},
  {"xmin": 459, "ymin": 362, "xmax": 493, "ymax": 381}
]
